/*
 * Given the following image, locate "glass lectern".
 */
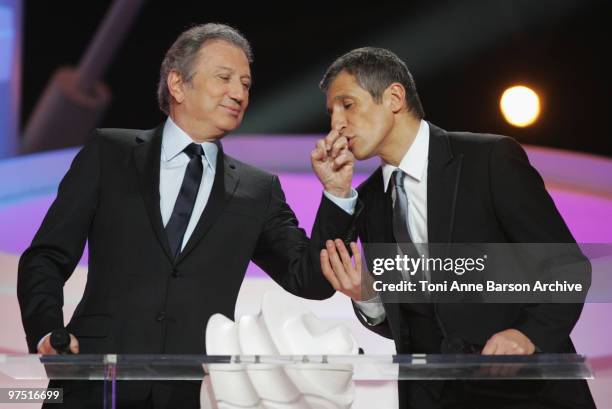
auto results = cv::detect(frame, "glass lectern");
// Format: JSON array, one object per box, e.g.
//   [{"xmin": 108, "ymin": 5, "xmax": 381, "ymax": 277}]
[{"xmin": 0, "ymin": 354, "xmax": 593, "ymax": 408}]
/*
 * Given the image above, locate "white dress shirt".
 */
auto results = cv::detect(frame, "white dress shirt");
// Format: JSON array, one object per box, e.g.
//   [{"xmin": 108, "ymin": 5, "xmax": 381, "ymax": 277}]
[
  {"xmin": 355, "ymin": 119, "xmax": 430, "ymax": 324},
  {"xmin": 160, "ymin": 117, "xmax": 219, "ymax": 251},
  {"xmin": 161, "ymin": 117, "xmax": 359, "ymax": 248}
]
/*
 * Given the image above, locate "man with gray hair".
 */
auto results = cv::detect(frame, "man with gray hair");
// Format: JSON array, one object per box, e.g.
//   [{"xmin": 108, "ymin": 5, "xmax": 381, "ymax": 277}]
[{"xmin": 18, "ymin": 23, "xmax": 355, "ymax": 408}]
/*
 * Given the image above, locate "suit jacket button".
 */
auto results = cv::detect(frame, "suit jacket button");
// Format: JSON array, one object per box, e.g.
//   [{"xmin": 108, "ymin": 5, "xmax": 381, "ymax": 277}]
[
  {"xmin": 156, "ymin": 312, "xmax": 166, "ymax": 322},
  {"xmin": 171, "ymin": 268, "xmax": 179, "ymax": 278}
]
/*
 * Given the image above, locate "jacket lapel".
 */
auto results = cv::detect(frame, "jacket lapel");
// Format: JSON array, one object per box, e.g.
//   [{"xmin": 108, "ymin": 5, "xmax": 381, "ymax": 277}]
[
  {"xmin": 175, "ymin": 145, "xmax": 239, "ymax": 264},
  {"xmin": 362, "ymin": 123, "xmax": 463, "ymax": 344},
  {"xmin": 361, "ymin": 167, "xmax": 395, "ymax": 245},
  {"xmin": 427, "ymin": 122, "xmax": 463, "ymax": 245},
  {"xmin": 360, "ymin": 168, "xmax": 402, "ymax": 343},
  {"xmin": 133, "ymin": 125, "xmax": 174, "ymax": 261}
]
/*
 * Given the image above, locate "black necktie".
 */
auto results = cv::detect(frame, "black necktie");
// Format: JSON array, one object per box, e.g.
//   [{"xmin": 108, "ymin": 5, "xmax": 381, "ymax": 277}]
[
  {"xmin": 165, "ymin": 143, "xmax": 204, "ymax": 259},
  {"xmin": 392, "ymin": 169, "xmax": 412, "ymax": 245},
  {"xmin": 392, "ymin": 169, "xmax": 429, "ymax": 294}
]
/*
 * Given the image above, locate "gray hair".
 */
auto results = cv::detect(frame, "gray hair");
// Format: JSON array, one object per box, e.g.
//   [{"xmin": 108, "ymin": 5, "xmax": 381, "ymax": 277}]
[
  {"xmin": 319, "ymin": 47, "xmax": 424, "ymax": 119},
  {"xmin": 157, "ymin": 23, "xmax": 253, "ymax": 115}
]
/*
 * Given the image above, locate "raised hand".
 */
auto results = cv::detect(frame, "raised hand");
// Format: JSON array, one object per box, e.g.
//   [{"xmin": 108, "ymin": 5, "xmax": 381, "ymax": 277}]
[
  {"xmin": 320, "ymin": 240, "xmax": 375, "ymax": 301},
  {"xmin": 311, "ymin": 128, "xmax": 354, "ymax": 198}
]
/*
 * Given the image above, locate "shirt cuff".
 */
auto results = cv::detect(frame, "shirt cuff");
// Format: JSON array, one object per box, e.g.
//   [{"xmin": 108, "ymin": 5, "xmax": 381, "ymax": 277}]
[
  {"xmin": 354, "ymin": 296, "xmax": 386, "ymax": 325},
  {"xmin": 323, "ymin": 188, "xmax": 358, "ymax": 215}
]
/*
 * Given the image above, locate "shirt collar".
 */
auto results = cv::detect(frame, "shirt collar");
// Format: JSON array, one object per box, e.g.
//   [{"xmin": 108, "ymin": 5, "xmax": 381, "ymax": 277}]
[
  {"xmin": 382, "ymin": 119, "xmax": 430, "ymax": 192},
  {"xmin": 161, "ymin": 116, "xmax": 218, "ymax": 172}
]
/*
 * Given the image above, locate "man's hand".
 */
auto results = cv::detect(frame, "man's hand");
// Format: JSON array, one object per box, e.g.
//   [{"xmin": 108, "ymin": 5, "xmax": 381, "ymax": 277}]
[
  {"xmin": 321, "ymin": 239, "xmax": 375, "ymax": 301},
  {"xmin": 311, "ymin": 128, "xmax": 354, "ymax": 198},
  {"xmin": 481, "ymin": 328, "xmax": 535, "ymax": 355},
  {"xmin": 37, "ymin": 333, "xmax": 79, "ymax": 355}
]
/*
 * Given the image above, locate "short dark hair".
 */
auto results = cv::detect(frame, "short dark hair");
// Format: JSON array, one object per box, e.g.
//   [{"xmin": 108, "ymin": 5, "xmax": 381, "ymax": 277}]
[
  {"xmin": 319, "ymin": 47, "xmax": 424, "ymax": 118},
  {"xmin": 157, "ymin": 23, "xmax": 253, "ymax": 115}
]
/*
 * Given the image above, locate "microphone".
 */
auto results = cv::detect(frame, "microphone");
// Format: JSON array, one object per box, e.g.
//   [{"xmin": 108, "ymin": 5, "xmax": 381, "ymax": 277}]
[{"xmin": 50, "ymin": 328, "xmax": 72, "ymax": 354}]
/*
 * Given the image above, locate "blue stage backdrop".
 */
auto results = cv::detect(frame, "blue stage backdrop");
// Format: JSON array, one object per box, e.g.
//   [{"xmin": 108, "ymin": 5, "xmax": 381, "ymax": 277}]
[{"xmin": 0, "ymin": 0, "xmax": 20, "ymax": 158}]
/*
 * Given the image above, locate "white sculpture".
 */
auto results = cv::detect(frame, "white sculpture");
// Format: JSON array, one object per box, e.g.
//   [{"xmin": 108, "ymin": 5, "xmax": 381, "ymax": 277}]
[{"xmin": 202, "ymin": 291, "xmax": 359, "ymax": 409}]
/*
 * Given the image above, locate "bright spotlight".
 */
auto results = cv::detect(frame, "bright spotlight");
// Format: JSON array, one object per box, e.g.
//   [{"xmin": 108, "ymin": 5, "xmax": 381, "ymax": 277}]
[{"xmin": 500, "ymin": 85, "xmax": 540, "ymax": 127}]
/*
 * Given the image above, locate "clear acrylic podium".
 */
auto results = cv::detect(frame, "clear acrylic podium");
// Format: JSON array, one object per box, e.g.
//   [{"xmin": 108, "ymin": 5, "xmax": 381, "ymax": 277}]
[{"xmin": 0, "ymin": 354, "xmax": 594, "ymax": 408}]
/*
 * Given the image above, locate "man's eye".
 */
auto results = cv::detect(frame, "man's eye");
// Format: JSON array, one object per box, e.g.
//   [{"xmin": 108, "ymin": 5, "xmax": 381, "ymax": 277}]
[
  {"xmin": 343, "ymin": 103, "xmax": 353, "ymax": 109},
  {"xmin": 242, "ymin": 83, "xmax": 251, "ymax": 90},
  {"xmin": 218, "ymin": 75, "xmax": 230, "ymax": 81}
]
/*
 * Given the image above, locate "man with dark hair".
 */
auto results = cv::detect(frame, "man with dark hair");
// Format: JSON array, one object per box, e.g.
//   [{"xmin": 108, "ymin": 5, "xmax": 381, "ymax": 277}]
[
  {"xmin": 317, "ymin": 47, "xmax": 595, "ymax": 408},
  {"xmin": 17, "ymin": 23, "xmax": 355, "ymax": 408}
]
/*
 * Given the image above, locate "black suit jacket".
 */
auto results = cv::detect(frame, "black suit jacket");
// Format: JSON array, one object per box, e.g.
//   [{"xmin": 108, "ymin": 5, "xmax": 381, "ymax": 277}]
[
  {"xmin": 17, "ymin": 125, "xmax": 353, "ymax": 354},
  {"xmin": 352, "ymin": 123, "xmax": 595, "ymax": 408},
  {"xmin": 353, "ymin": 122, "xmax": 588, "ymax": 354}
]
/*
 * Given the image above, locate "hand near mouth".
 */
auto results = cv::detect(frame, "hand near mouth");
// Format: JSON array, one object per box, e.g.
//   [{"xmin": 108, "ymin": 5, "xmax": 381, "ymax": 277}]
[{"xmin": 311, "ymin": 127, "xmax": 354, "ymax": 198}]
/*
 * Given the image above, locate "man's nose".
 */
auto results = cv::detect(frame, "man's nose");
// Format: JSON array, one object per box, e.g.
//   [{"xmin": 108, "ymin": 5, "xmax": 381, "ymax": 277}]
[
  {"xmin": 228, "ymin": 79, "xmax": 247, "ymax": 103},
  {"xmin": 331, "ymin": 111, "xmax": 347, "ymax": 132}
]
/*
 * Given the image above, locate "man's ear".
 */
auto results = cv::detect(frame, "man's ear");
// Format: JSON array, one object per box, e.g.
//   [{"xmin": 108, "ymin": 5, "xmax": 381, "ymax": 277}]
[
  {"xmin": 383, "ymin": 83, "xmax": 407, "ymax": 114},
  {"xmin": 167, "ymin": 70, "xmax": 185, "ymax": 104}
]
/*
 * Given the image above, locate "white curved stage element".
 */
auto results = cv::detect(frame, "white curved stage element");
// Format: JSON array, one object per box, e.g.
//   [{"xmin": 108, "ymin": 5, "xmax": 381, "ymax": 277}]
[{"xmin": 203, "ymin": 291, "xmax": 357, "ymax": 409}]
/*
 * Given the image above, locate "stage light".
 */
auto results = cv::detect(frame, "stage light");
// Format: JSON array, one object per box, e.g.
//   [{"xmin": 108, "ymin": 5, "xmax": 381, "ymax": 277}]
[{"xmin": 500, "ymin": 85, "xmax": 540, "ymax": 127}]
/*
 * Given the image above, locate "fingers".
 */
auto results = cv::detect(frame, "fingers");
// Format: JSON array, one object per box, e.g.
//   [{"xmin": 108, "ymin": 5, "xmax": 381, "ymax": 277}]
[
  {"xmin": 321, "ymin": 249, "xmax": 341, "ymax": 290},
  {"xmin": 509, "ymin": 342, "xmax": 524, "ymax": 355},
  {"xmin": 326, "ymin": 240, "xmax": 352, "ymax": 289},
  {"xmin": 311, "ymin": 139, "xmax": 327, "ymax": 163},
  {"xmin": 484, "ymin": 342, "xmax": 525, "ymax": 355},
  {"xmin": 510, "ymin": 329, "xmax": 536, "ymax": 354},
  {"xmin": 324, "ymin": 129, "xmax": 341, "ymax": 151},
  {"xmin": 330, "ymin": 136, "xmax": 348, "ymax": 158},
  {"xmin": 335, "ymin": 239, "xmax": 359, "ymax": 285},
  {"xmin": 482, "ymin": 331, "xmax": 532, "ymax": 355},
  {"xmin": 313, "ymin": 135, "xmax": 350, "ymax": 167},
  {"xmin": 37, "ymin": 335, "xmax": 57, "ymax": 355},
  {"xmin": 481, "ymin": 338, "xmax": 498, "ymax": 355},
  {"xmin": 333, "ymin": 149, "xmax": 354, "ymax": 170},
  {"xmin": 350, "ymin": 242, "xmax": 362, "ymax": 276},
  {"xmin": 69, "ymin": 334, "xmax": 80, "ymax": 354},
  {"xmin": 500, "ymin": 343, "xmax": 523, "ymax": 355},
  {"xmin": 481, "ymin": 329, "xmax": 534, "ymax": 377},
  {"xmin": 321, "ymin": 240, "xmax": 365, "ymax": 300}
]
